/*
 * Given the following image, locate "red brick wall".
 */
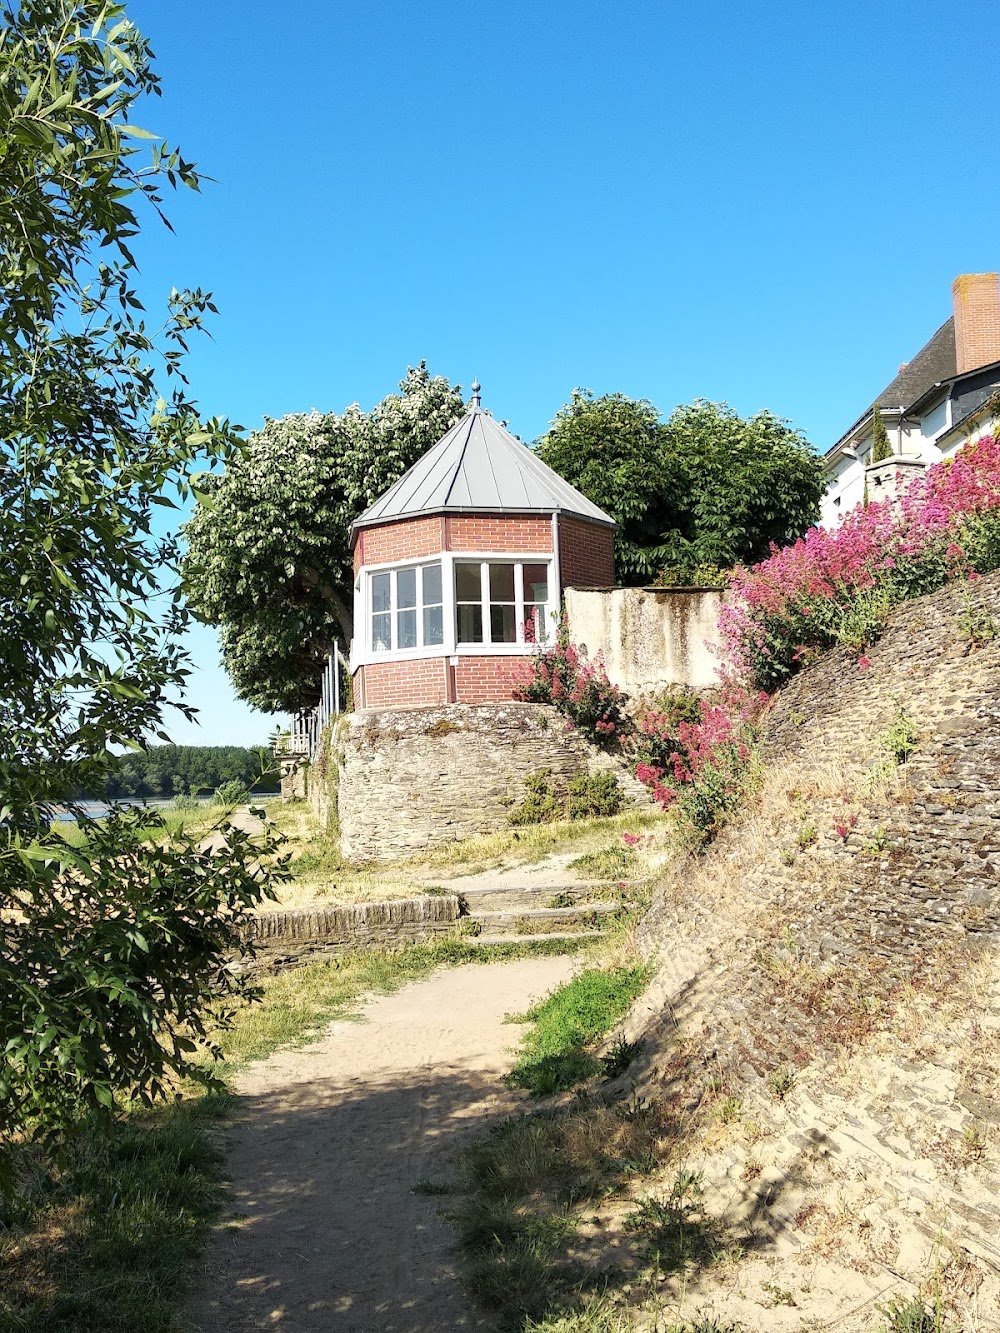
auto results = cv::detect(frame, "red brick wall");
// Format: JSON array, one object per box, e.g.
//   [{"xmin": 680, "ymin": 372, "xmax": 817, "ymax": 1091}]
[
  {"xmin": 454, "ymin": 655, "xmax": 533, "ymax": 703},
  {"xmin": 358, "ymin": 658, "xmax": 448, "ymax": 709},
  {"xmin": 445, "ymin": 514, "xmax": 552, "ymax": 553},
  {"xmin": 953, "ymin": 273, "xmax": 1000, "ymax": 374},
  {"xmin": 356, "ymin": 655, "xmax": 534, "ymax": 708},
  {"xmin": 356, "ymin": 516, "xmax": 445, "ymax": 571},
  {"xmin": 559, "ymin": 516, "xmax": 615, "ymax": 588}
]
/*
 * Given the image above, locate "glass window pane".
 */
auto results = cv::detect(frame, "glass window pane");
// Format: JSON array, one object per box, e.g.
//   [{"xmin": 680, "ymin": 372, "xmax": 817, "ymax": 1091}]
[
  {"xmin": 423, "ymin": 604, "xmax": 443, "ymax": 645},
  {"xmin": 372, "ymin": 612, "xmax": 391, "ymax": 652},
  {"xmin": 371, "ymin": 571, "xmax": 390, "ymax": 613},
  {"xmin": 522, "ymin": 563, "xmax": 548, "ymax": 603},
  {"xmin": 455, "ymin": 562, "xmax": 481, "ymax": 601},
  {"xmin": 397, "ymin": 607, "xmax": 417, "ymax": 649},
  {"xmin": 422, "ymin": 562, "xmax": 442, "ymax": 605},
  {"xmin": 457, "ymin": 603, "xmax": 483, "ymax": 643},
  {"xmin": 490, "ymin": 603, "xmax": 517, "ymax": 643},
  {"xmin": 397, "ymin": 567, "xmax": 416, "ymax": 609},
  {"xmin": 489, "ymin": 563, "xmax": 515, "ymax": 600}
]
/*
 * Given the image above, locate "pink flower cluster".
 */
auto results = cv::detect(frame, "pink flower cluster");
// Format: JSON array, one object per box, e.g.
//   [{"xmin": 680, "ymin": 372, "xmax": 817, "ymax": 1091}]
[
  {"xmin": 720, "ymin": 433, "xmax": 1000, "ymax": 689},
  {"xmin": 632, "ymin": 696, "xmax": 756, "ymax": 816}
]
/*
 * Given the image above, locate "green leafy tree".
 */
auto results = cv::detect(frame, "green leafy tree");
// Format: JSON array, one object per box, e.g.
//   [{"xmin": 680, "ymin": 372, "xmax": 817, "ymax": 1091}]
[
  {"xmin": 537, "ymin": 392, "xmax": 824, "ymax": 581},
  {"xmin": 183, "ymin": 366, "xmax": 464, "ymax": 713},
  {"xmin": 535, "ymin": 389, "xmax": 668, "ymax": 584},
  {"xmin": 870, "ymin": 405, "xmax": 891, "ymax": 463},
  {"xmin": 99, "ymin": 745, "xmax": 279, "ymax": 799},
  {"xmin": 0, "ymin": 1, "xmax": 283, "ymax": 1164}
]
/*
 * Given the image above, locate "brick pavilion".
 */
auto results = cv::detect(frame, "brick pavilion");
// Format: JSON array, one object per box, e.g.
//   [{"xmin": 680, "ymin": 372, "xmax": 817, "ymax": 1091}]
[{"xmin": 350, "ymin": 383, "xmax": 615, "ymax": 709}]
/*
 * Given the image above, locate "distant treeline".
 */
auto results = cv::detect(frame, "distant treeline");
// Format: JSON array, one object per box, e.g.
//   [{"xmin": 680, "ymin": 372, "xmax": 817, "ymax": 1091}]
[{"xmin": 99, "ymin": 745, "xmax": 279, "ymax": 800}]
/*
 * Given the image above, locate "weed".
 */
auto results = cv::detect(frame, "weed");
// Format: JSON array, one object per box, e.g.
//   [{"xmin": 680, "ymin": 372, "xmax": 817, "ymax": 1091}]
[
  {"xmin": 510, "ymin": 770, "xmax": 564, "ymax": 826},
  {"xmin": 410, "ymin": 1178, "xmax": 454, "ymax": 1196},
  {"xmin": 961, "ymin": 1123, "xmax": 987, "ymax": 1163},
  {"xmin": 523, "ymin": 1295, "xmax": 637, "ymax": 1331},
  {"xmin": 716, "ymin": 1096, "xmax": 742, "ymax": 1124},
  {"xmin": 623, "ymin": 1169, "xmax": 718, "ymax": 1275},
  {"xmin": 600, "ymin": 1034, "xmax": 642, "ymax": 1080},
  {"xmin": 863, "ymin": 825, "xmax": 890, "ymax": 853},
  {"xmin": 956, "ymin": 595, "xmax": 998, "ymax": 645},
  {"xmin": 767, "ymin": 1068, "xmax": 796, "ymax": 1100},
  {"xmin": 549, "ymin": 890, "xmax": 578, "ymax": 908},
  {"xmin": 507, "ymin": 966, "xmax": 652, "ymax": 1095},
  {"xmin": 880, "ymin": 704, "xmax": 920, "ymax": 765},
  {"xmin": 878, "ymin": 1297, "xmax": 948, "ymax": 1333},
  {"xmin": 761, "ymin": 1280, "xmax": 797, "ymax": 1307},
  {"xmin": 567, "ymin": 772, "xmax": 623, "ymax": 820},
  {"xmin": 570, "ymin": 844, "xmax": 638, "ymax": 881},
  {"xmin": 796, "ymin": 823, "xmax": 818, "ymax": 849}
]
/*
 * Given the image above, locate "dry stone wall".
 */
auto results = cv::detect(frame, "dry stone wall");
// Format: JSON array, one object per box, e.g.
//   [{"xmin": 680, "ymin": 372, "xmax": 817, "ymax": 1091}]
[
  {"xmin": 626, "ymin": 572, "xmax": 1000, "ymax": 1310},
  {"xmin": 332, "ymin": 702, "xmax": 649, "ymax": 862},
  {"xmin": 243, "ymin": 895, "xmax": 460, "ymax": 971},
  {"xmin": 639, "ymin": 571, "xmax": 1000, "ymax": 1085}
]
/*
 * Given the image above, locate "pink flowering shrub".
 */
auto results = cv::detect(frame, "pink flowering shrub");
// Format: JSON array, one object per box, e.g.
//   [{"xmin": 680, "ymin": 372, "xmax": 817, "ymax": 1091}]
[
  {"xmin": 720, "ymin": 434, "xmax": 1000, "ymax": 691},
  {"xmin": 513, "ymin": 613, "xmax": 628, "ymax": 746},
  {"xmin": 631, "ymin": 687, "xmax": 763, "ymax": 841}
]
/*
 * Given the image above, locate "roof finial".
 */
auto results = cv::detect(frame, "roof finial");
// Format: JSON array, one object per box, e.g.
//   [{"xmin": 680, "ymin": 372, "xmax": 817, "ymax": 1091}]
[{"xmin": 471, "ymin": 378, "xmax": 481, "ymax": 409}]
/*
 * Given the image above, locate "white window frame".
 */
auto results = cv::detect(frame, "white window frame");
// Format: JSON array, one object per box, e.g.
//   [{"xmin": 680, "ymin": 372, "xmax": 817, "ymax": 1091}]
[{"xmin": 352, "ymin": 551, "xmax": 557, "ymax": 668}]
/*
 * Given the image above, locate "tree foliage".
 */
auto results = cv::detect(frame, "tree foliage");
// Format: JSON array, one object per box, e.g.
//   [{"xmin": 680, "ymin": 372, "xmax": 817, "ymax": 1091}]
[
  {"xmin": 182, "ymin": 366, "xmax": 464, "ymax": 714},
  {"xmin": 537, "ymin": 391, "xmax": 825, "ymax": 583},
  {"xmin": 100, "ymin": 745, "xmax": 278, "ymax": 799},
  {"xmin": 870, "ymin": 405, "xmax": 891, "ymax": 463},
  {"xmin": 0, "ymin": 0, "xmax": 283, "ymax": 1163}
]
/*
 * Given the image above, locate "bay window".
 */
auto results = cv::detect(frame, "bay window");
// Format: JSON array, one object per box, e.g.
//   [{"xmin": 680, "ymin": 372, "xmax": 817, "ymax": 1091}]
[
  {"xmin": 455, "ymin": 559, "xmax": 551, "ymax": 646},
  {"xmin": 370, "ymin": 561, "xmax": 444, "ymax": 653},
  {"xmin": 364, "ymin": 555, "xmax": 552, "ymax": 658}
]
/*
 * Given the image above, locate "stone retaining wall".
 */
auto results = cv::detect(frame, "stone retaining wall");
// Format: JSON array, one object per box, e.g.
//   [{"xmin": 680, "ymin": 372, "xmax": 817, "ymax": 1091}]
[
  {"xmin": 244, "ymin": 894, "xmax": 460, "ymax": 970},
  {"xmin": 332, "ymin": 702, "xmax": 650, "ymax": 862}
]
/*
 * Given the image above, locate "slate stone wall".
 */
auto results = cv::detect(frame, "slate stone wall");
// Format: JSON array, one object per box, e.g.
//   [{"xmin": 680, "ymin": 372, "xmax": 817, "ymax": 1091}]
[
  {"xmin": 638, "ymin": 569, "xmax": 1000, "ymax": 1086},
  {"xmin": 331, "ymin": 702, "xmax": 650, "ymax": 862},
  {"xmin": 243, "ymin": 895, "xmax": 461, "ymax": 972}
]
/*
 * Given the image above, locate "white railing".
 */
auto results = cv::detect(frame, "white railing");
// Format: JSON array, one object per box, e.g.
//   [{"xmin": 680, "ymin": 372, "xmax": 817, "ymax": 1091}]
[{"xmin": 280, "ymin": 641, "xmax": 348, "ymax": 761}]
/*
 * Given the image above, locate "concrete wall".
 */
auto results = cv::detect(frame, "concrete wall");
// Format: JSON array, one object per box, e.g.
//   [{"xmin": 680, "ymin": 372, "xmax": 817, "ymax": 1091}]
[
  {"xmin": 334, "ymin": 702, "xmax": 649, "ymax": 862},
  {"xmin": 564, "ymin": 585, "xmax": 725, "ymax": 695}
]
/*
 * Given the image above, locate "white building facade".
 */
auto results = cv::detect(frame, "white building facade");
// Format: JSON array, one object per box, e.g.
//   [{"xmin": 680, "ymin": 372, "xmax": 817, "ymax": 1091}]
[{"xmin": 822, "ymin": 274, "xmax": 1000, "ymax": 526}]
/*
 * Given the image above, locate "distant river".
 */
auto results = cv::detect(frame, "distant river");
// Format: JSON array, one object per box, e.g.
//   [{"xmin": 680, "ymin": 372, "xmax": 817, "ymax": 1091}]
[{"xmin": 52, "ymin": 795, "xmax": 278, "ymax": 822}]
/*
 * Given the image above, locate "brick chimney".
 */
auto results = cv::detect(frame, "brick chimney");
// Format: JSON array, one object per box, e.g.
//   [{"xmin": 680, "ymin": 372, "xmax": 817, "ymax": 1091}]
[{"xmin": 952, "ymin": 272, "xmax": 1000, "ymax": 374}]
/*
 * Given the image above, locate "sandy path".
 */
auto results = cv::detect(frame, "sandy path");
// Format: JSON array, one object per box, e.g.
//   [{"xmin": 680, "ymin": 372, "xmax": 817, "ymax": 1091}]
[{"xmin": 185, "ymin": 956, "xmax": 575, "ymax": 1332}]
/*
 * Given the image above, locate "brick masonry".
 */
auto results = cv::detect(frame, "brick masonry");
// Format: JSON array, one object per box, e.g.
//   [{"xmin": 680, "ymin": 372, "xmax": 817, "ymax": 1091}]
[
  {"xmin": 352, "ymin": 511, "xmax": 614, "ymax": 708},
  {"xmin": 329, "ymin": 701, "xmax": 649, "ymax": 861},
  {"xmin": 953, "ymin": 272, "xmax": 1000, "ymax": 375},
  {"xmin": 559, "ymin": 515, "xmax": 615, "ymax": 589}
]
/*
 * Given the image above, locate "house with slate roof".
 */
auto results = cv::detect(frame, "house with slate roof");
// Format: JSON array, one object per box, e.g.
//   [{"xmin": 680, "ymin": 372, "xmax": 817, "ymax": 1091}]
[
  {"xmin": 349, "ymin": 382, "xmax": 616, "ymax": 709},
  {"xmin": 822, "ymin": 273, "xmax": 1000, "ymax": 526}
]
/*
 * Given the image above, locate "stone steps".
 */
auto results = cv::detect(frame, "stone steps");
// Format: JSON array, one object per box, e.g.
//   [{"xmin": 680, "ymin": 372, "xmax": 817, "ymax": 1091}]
[
  {"xmin": 465, "ymin": 930, "xmax": 606, "ymax": 948},
  {"xmin": 471, "ymin": 901, "xmax": 621, "ymax": 938},
  {"xmin": 458, "ymin": 880, "xmax": 622, "ymax": 913}
]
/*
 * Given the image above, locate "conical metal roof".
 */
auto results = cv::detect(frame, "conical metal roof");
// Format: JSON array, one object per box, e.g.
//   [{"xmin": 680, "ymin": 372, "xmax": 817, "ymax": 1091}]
[{"xmin": 351, "ymin": 386, "xmax": 615, "ymax": 534}]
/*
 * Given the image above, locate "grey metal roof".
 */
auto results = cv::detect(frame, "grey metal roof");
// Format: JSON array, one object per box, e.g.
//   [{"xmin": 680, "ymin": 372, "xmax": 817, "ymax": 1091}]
[{"xmin": 351, "ymin": 388, "xmax": 616, "ymax": 533}]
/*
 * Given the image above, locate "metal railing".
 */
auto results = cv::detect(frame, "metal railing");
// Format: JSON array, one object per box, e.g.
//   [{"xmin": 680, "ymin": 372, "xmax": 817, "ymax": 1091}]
[{"xmin": 279, "ymin": 641, "xmax": 348, "ymax": 761}]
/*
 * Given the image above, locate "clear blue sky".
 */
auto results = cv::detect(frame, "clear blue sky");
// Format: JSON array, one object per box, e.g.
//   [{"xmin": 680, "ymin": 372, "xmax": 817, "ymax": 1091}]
[{"xmin": 128, "ymin": 0, "xmax": 1000, "ymax": 746}]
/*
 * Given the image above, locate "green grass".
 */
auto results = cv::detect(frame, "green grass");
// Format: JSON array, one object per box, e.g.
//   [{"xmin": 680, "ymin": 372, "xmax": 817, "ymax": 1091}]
[
  {"xmin": 0, "ymin": 1095, "xmax": 230, "ymax": 1333},
  {"xmin": 506, "ymin": 965, "xmax": 652, "ymax": 1095},
  {"xmin": 0, "ymin": 934, "xmax": 579, "ymax": 1333},
  {"xmin": 568, "ymin": 845, "xmax": 638, "ymax": 880}
]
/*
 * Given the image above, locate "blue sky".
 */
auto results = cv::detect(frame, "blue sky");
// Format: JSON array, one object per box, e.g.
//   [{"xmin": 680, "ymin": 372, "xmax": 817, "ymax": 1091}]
[{"xmin": 128, "ymin": 0, "xmax": 1000, "ymax": 745}]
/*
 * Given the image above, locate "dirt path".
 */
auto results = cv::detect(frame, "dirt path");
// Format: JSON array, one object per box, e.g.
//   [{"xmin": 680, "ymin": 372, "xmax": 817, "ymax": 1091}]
[{"xmin": 185, "ymin": 956, "xmax": 575, "ymax": 1332}]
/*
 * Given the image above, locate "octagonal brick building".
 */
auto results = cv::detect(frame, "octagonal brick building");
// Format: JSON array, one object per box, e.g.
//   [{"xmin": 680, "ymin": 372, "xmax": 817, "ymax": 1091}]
[{"xmin": 350, "ymin": 384, "xmax": 615, "ymax": 709}]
